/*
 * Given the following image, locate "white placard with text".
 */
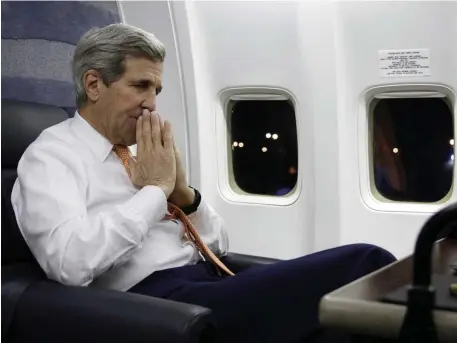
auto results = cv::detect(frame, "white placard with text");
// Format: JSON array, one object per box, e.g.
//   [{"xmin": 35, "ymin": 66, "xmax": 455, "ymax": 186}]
[{"xmin": 379, "ymin": 49, "xmax": 431, "ymax": 77}]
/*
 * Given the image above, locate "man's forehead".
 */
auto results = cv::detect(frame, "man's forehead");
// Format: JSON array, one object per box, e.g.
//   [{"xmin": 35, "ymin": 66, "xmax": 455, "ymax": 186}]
[
  {"xmin": 124, "ymin": 57, "xmax": 163, "ymax": 76},
  {"xmin": 130, "ymin": 74, "xmax": 162, "ymax": 85}
]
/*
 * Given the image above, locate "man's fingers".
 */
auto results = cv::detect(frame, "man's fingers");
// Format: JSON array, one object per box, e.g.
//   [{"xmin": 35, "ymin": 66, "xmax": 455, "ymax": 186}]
[
  {"xmin": 150, "ymin": 111, "xmax": 162, "ymax": 148},
  {"xmin": 136, "ymin": 115, "xmax": 143, "ymax": 156},
  {"xmin": 162, "ymin": 120, "xmax": 174, "ymax": 151},
  {"xmin": 142, "ymin": 110, "xmax": 153, "ymax": 152},
  {"xmin": 158, "ymin": 113, "xmax": 164, "ymax": 130},
  {"xmin": 158, "ymin": 114, "xmax": 165, "ymax": 145},
  {"xmin": 172, "ymin": 137, "xmax": 181, "ymax": 158}
]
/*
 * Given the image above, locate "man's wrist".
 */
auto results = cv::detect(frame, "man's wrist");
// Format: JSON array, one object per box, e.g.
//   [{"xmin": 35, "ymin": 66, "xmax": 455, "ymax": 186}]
[
  {"xmin": 180, "ymin": 187, "xmax": 201, "ymax": 215},
  {"xmin": 169, "ymin": 185, "xmax": 195, "ymax": 208}
]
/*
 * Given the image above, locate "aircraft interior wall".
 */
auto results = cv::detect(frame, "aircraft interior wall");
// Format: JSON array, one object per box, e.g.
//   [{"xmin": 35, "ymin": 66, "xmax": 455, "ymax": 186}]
[{"xmin": 118, "ymin": 1, "xmax": 457, "ymax": 259}]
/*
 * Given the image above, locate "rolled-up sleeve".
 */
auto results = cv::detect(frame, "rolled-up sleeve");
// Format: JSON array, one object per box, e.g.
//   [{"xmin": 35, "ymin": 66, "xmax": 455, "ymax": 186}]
[{"xmin": 11, "ymin": 145, "xmax": 168, "ymax": 287}]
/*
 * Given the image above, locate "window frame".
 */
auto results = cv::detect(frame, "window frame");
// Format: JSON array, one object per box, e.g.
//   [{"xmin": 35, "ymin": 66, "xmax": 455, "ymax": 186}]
[
  {"xmin": 216, "ymin": 86, "xmax": 301, "ymax": 206},
  {"xmin": 358, "ymin": 83, "xmax": 456, "ymax": 213}
]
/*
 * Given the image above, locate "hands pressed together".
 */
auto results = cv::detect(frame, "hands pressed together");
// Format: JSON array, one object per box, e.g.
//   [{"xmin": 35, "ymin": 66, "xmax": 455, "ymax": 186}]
[{"xmin": 130, "ymin": 109, "xmax": 195, "ymax": 208}]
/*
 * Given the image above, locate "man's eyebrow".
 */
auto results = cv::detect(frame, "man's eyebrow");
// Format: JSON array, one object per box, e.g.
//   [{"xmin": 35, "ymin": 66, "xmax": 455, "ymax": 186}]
[
  {"xmin": 132, "ymin": 77, "xmax": 162, "ymax": 87},
  {"xmin": 132, "ymin": 78, "xmax": 154, "ymax": 85}
]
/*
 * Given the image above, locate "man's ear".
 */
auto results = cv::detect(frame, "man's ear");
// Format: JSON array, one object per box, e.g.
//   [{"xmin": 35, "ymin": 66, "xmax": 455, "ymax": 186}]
[{"xmin": 83, "ymin": 70, "xmax": 103, "ymax": 103}]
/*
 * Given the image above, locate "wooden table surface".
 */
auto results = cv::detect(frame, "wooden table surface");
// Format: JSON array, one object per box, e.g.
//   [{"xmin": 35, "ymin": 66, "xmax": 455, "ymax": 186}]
[{"xmin": 319, "ymin": 238, "xmax": 457, "ymax": 342}]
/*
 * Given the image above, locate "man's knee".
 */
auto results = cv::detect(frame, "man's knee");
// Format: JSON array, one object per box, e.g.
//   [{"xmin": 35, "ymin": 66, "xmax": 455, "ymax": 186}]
[
  {"xmin": 352, "ymin": 243, "xmax": 396, "ymax": 261},
  {"xmin": 346, "ymin": 243, "xmax": 397, "ymax": 274}
]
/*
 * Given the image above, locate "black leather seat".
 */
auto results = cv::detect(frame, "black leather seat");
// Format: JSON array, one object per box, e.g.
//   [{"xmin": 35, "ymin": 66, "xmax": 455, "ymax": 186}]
[{"xmin": 1, "ymin": 99, "xmax": 280, "ymax": 343}]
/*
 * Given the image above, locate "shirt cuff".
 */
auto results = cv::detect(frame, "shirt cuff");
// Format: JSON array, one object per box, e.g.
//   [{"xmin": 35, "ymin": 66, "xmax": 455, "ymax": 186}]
[{"xmin": 120, "ymin": 185, "xmax": 168, "ymax": 229}]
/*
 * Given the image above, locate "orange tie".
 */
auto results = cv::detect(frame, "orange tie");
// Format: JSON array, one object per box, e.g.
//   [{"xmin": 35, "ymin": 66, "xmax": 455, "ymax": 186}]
[{"xmin": 113, "ymin": 144, "xmax": 235, "ymax": 276}]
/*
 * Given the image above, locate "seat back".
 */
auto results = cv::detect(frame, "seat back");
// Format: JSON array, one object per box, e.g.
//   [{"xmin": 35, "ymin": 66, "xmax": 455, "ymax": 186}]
[
  {"xmin": 1, "ymin": 99, "xmax": 70, "ymax": 266},
  {"xmin": 1, "ymin": 1, "xmax": 121, "ymax": 266},
  {"xmin": 1, "ymin": 1, "xmax": 121, "ymax": 114}
]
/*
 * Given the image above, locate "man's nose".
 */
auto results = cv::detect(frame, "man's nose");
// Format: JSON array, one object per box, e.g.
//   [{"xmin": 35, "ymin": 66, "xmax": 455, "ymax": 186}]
[{"xmin": 142, "ymin": 93, "xmax": 157, "ymax": 112}]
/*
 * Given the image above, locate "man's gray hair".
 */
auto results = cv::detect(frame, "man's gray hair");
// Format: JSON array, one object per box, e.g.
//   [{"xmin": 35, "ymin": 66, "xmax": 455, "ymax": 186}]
[{"xmin": 72, "ymin": 23, "xmax": 166, "ymax": 108}]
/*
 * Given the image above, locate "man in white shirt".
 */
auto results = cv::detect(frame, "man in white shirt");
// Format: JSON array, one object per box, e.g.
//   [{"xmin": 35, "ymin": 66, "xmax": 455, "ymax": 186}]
[{"xmin": 12, "ymin": 23, "xmax": 397, "ymax": 343}]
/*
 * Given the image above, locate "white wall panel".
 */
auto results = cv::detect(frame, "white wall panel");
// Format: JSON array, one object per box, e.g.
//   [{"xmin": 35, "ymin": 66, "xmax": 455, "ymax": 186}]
[
  {"xmin": 172, "ymin": 1, "xmax": 314, "ymax": 258},
  {"xmin": 121, "ymin": 1, "xmax": 457, "ymax": 259},
  {"xmin": 335, "ymin": 1, "xmax": 457, "ymax": 257}
]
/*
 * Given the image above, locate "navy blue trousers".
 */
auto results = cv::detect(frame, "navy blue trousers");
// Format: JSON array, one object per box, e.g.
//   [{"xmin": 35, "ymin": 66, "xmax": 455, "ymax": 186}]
[{"xmin": 129, "ymin": 244, "xmax": 397, "ymax": 343}]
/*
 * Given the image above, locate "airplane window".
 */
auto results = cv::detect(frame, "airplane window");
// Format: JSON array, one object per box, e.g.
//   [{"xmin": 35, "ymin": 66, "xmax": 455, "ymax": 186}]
[
  {"xmin": 229, "ymin": 99, "xmax": 298, "ymax": 196},
  {"xmin": 372, "ymin": 97, "xmax": 454, "ymax": 202}
]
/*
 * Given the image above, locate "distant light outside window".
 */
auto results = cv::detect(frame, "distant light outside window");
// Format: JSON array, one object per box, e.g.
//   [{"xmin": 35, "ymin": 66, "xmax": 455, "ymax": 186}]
[
  {"xmin": 372, "ymin": 97, "xmax": 454, "ymax": 202},
  {"xmin": 229, "ymin": 99, "xmax": 298, "ymax": 196}
]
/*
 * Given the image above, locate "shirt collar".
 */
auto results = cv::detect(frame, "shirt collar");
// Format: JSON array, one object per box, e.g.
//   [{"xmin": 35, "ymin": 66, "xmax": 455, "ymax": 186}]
[{"xmin": 71, "ymin": 111, "xmax": 114, "ymax": 162}]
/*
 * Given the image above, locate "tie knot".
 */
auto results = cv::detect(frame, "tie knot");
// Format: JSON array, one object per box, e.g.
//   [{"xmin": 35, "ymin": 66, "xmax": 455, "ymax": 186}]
[{"xmin": 113, "ymin": 144, "xmax": 130, "ymax": 155}]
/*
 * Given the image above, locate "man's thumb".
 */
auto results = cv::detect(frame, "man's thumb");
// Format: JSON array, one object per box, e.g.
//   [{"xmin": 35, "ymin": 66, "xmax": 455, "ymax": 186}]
[{"xmin": 128, "ymin": 155, "xmax": 138, "ymax": 169}]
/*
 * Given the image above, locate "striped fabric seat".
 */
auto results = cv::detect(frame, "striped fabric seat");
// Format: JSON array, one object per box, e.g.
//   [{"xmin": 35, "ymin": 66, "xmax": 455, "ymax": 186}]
[{"xmin": 1, "ymin": 1, "xmax": 121, "ymax": 116}]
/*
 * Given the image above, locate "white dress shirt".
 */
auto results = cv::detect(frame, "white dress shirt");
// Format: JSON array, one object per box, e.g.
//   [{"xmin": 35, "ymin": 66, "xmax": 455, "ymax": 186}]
[{"xmin": 11, "ymin": 112, "xmax": 229, "ymax": 291}]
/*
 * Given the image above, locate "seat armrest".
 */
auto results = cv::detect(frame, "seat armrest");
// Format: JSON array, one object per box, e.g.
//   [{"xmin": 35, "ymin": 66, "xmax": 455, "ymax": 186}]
[
  {"xmin": 223, "ymin": 252, "xmax": 281, "ymax": 272},
  {"xmin": 9, "ymin": 280, "xmax": 217, "ymax": 343},
  {"xmin": 1, "ymin": 263, "xmax": 46, "ymax": 340}
]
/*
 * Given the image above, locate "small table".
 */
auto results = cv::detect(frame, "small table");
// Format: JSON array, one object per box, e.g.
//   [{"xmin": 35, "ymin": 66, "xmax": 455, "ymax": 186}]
[{"xmin": 319, "ymin": 238, "xmax": 457, "ymax": 342}]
